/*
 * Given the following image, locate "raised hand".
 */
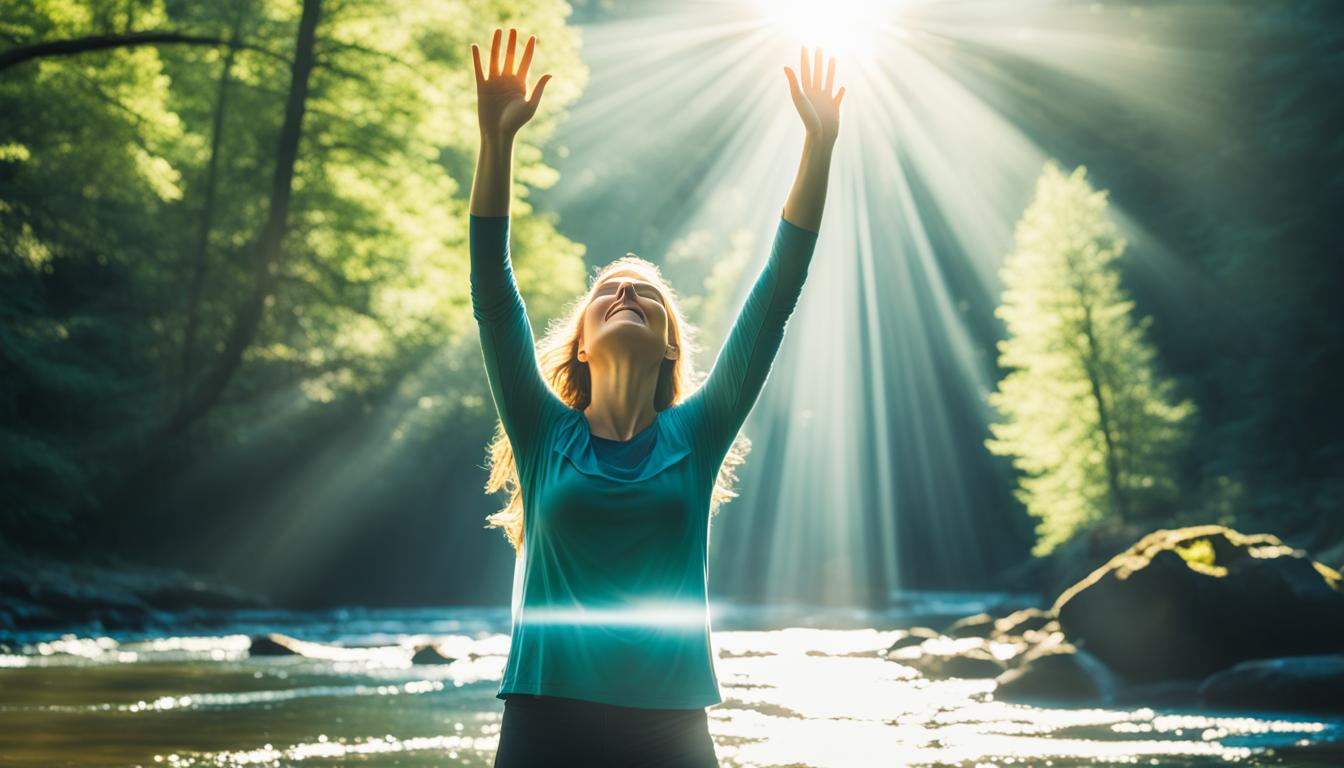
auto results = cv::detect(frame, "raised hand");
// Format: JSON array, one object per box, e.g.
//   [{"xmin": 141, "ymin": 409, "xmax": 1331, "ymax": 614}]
[
  {"xmin": 783, "ymin": 46, "xmax": 845, "ymax": 147},
  {"xmin": 472, "ymin": 27, "xmax": 552, "ymax": 140}
]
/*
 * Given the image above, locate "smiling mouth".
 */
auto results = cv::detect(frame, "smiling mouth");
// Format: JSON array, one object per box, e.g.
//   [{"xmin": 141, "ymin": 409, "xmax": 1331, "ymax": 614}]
[{"xmin": 607, "ymin": 305, "xmax": 645, "ymax": 322}]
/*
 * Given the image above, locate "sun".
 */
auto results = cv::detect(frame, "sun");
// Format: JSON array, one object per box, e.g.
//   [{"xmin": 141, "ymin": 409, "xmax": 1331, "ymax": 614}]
[{"xmin": 753, "ymin": 0, "xmax": 899, "ymax": 64}]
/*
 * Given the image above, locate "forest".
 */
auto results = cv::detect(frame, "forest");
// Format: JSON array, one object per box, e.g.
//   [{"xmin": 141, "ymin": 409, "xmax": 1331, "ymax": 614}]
[{"xmin": 2, "ymin": 0, "xmax": 1342, "ymax": 611}]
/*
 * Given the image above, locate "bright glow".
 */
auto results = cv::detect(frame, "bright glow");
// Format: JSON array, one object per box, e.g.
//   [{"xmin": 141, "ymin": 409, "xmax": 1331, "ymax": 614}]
[
  {"xmin": 522, "ymin": 602, "xmax": 709, "ymax": 627},
  {"xmin": 753, "ymin": 0, "xmax": 899, "ymax": 62}
]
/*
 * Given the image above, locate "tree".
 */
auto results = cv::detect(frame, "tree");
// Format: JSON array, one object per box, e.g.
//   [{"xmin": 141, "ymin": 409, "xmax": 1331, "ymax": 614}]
[
  {"xmin": 986, "ymin": 162, "xmax": 1196, "ymax": 556},
  {"xmin": 0, "ymin": 0, "xmax": 588, "ymax": 549}
]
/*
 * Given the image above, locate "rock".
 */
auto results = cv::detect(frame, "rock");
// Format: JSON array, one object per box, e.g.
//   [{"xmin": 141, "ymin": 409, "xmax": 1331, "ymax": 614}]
[
  {"xmin": 1198, "ymin": 655, "xmax": 1344, "ymax": 712},
  {"xmin": 994, "ymin": 643, "xmax": 1108, "ymax": 703},
  {"xmin": 992, "ymin": 607, "xmax": 1055, "ymax": 639},
  {"xmin": 1044, "ymin": 520, "xmax": 1149, "ymax": 600},
  {"xmin": 92, "ymin": 606, "xmax": 153, "ymax": 632},
  {"xmin": 997, "ymin": 554, "xmax": 1053, "ymax": 596},
  {"xmin": 935, "ymin": 651, "xmax": 1004, "ymax": 679},
  {"xmin": 944, "ymin": 613, "xmax": 996, "ymax": 639},
  {"xmin": 138, "ymin": 579, "xmax": 268, "ymax": 612},
  {"xmin": 410, "ymin": 643, "xmax": 457, "ymax": 665},
  {"xmin": 0, "ymin": 555, "xmax": 270, "ymax": 632},
  {"xmin": 1112, "ymin": 678, "xmax": 1204, "ymax": 707},
  {"xmin": 248, "ymin": 633, "xmax": 305, "ymax": 656},
  {"xmin": 2, "ymin": 600, "xmax": 63, "ymax": 629},
  {"xmin": 889, "ymin": 638, "xmax": 1006, "ymax": 680},
  {"xmin": 1019, "ymin": 621, "xmax": 1063, "ymax": 648},
  {"xmin": 1054, "ymin": 525, "xmax": 1344, "ymax": 683},
  {"xmin": 1315, "ymin": 539, "xmax": 1344, "ymax": 576},
  {"xmin": 885, "ymin": 626, "xmax": 941, "ymax": 653}
]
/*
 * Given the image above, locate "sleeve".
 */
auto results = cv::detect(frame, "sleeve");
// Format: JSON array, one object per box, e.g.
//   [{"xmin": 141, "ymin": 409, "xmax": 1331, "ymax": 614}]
[
  {"xmin": 469, "ymin": 214, "xmax": 566, "ymax": 467},
  {"xmin": 683, "ymin": 214, "xmax": 820, "ymax": 461}
]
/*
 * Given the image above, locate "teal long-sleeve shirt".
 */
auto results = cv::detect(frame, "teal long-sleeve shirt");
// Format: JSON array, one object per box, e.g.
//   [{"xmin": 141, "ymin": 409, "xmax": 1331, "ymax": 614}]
[{"xmin": 469, "ymin": 212, "xmax": 819, "ymax": 709}]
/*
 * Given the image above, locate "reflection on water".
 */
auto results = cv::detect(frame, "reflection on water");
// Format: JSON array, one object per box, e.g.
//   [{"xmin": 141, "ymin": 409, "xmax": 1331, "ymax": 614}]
[{"xmin": 0, "ymin": 601, "xmax": 1340, "ymax": 767}]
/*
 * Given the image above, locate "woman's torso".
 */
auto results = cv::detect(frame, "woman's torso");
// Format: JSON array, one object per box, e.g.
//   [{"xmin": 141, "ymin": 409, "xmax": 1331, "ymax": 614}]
[{"xmin": 498, "ymin": 405, "xmax": 724, "ymax": 709}]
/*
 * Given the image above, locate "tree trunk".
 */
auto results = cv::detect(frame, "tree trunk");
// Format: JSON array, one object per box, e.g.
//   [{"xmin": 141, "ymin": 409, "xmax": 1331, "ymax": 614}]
[
  {"xmin": 148, "ymin": 0, "xmax": 322, "ymax": 451},
  {"xmin": 1080, "ymin": 300, "xmax": 1126, "ymax": 524},
  {"xmin": 177, "ymin": 19, "xmax": 240, "ymax": 407}
]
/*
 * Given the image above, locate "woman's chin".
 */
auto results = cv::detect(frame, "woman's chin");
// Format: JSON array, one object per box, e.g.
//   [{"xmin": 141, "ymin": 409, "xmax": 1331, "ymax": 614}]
[{"xmin": 593, "ymin": 324, "xmax": 658, "ymax": 350}]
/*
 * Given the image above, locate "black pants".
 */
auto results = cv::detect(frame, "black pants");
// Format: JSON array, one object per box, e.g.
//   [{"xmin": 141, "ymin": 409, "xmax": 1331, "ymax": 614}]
[{"xmin": 493, "ymin": 693, "xmax": 720, "ymax": 767}]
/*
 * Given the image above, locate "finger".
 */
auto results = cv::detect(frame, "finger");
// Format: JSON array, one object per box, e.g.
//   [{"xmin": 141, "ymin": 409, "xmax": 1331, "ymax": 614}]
[
  {"xmin": 504, "ymin": 27, "xmax": 517, "ymax": 76},
  {"xmin": 527, "ymin": 73, "xmax": 552, "ymax": 108},
  {"xmin": 813, "ymin": 47, "xmax": 823, "ymax": 89},
  {"xmin": 825, "ymin": 56, "xmax": 835, "ymax": 94},
  {"xmin": 489, "ymin": 27, "xmax": 501, "ymax": 78},
  {"xmin": 835, "ymin": 85, "xmax": 845, "ymax": 108},
  {"xmin": 799, "ymin": 46, "xmax": 810, "ymax": 88},
  {"xmin": 784, "ymin": 66, "xmax": 802, "ymax": 102},
  {"xmin": 518, "ymin": 35, "xmax": 536, "ymax": 82},
  {"xmin": 472, "ymin": 43, "xmax": 484, "ymax": 85}
]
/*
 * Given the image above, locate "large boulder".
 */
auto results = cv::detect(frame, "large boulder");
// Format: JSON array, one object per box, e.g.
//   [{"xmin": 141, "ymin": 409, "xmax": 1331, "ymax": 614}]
[
  {"xmin": 1053, "ymin": 525, "xmax": 1344, "ymax": 683},
  {"xmin": 1198, "ymin": 656, "xmax": 1344, "ymax": 712}
]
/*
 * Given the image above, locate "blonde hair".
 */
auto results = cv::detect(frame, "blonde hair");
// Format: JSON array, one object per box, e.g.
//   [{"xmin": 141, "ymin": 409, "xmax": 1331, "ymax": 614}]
[{"xmin": 483, "ymin": 254, "xmax": 750, "ymax": 553}]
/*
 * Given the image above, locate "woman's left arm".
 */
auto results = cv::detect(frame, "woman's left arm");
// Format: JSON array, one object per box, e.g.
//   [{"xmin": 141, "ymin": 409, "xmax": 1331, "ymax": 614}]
[{"xmin": 683, "ymin": 46, "xmax": 844, "ymax": 461}]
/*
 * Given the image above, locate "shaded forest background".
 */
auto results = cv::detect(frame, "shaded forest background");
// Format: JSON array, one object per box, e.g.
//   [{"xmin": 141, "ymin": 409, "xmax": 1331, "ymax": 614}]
[{"xmin": 2, "ymin": 0, "xmax": 1341, "ymax": 608}]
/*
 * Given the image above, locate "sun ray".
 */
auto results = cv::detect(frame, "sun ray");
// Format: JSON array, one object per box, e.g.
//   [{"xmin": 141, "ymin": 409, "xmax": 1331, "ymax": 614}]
[{"xmin": 527, "ymin": 0, "xmax": 1239, "ymax": 603}]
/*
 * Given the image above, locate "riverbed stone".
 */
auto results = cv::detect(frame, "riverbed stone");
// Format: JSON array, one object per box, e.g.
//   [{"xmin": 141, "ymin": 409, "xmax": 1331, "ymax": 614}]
[
  {"xmin": 993, "ymin": 643, "xmax": 1106, "ymax": 702},
  {"xmin": 410, "ymin": 643, "xmax": 457, "ymax": 665},
  {"xmin": 1053, "ymin": 525, "xmax": 1344, "ymax": 683},
  {"xmin": 1198, "ymin": 655, "xmax": 1344, "ymax": 712},
  {"xmin": 1112, "ymin": 678, "xmax": 1204, "ymax": 707},
  {"xmin": 248, "ymin": 633, "xmax": 304, "ymax": 656},
  {"xmin": 944, "ymin": 613, "xmax": 996, "ymax": 639},
  {"xmin": 884, "ymin": 626, "xmax": 941, "ymax": 654},
  {"xmin": 889, "ymin": 638, "xmax": 1006, "ymax": 679},
  {"xmin": 991, "ymin": 607, "xmax": 1055, "ymax": 639}
]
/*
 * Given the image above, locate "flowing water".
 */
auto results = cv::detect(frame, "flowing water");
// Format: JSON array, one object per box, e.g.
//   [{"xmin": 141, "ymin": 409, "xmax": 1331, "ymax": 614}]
[{"xmin": 1, "ymin": 596, "xmax": 1340, "ymax": 767}]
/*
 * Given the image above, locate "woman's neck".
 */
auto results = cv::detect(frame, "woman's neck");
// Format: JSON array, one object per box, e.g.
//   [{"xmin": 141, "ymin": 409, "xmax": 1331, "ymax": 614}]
[{"xmin": 584, "ymin": 357, "xmax": 661, "ymax": 441}]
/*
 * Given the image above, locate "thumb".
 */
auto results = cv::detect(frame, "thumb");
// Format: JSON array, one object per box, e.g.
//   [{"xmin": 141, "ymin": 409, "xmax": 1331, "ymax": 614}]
[{"xmin": 528, "ymin": 73, "xmax": 552, "ymax": 109}]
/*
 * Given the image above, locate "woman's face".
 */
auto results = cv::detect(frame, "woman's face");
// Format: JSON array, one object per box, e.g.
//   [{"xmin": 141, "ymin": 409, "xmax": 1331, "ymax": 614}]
[{"xmin": 579, "ymin": 269, "xmax": 676, "ymax": 366}]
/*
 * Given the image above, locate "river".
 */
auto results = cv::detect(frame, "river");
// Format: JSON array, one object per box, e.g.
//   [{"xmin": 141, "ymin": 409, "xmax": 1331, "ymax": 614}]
[{"xmin": 1, "ymin": 595, "xmax": 1340, "ymax": 767}]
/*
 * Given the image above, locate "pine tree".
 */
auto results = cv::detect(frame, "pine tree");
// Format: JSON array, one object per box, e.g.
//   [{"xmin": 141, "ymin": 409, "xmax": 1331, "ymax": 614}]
[{"xmin": 987, "ymin": 162, "xmax": 1196, "ymax": 556}]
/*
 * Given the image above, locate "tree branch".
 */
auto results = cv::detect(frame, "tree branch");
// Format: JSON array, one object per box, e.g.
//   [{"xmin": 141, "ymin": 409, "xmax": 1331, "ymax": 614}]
[{"xmin": 0, "ymin": 31, "xmax": 278, "ymax": 73}]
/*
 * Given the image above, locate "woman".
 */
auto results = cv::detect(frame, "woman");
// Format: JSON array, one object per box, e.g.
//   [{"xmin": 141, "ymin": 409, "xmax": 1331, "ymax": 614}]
[{"xmin": 469, "ymin": 26, "xmax": 843, "ymax": 768}]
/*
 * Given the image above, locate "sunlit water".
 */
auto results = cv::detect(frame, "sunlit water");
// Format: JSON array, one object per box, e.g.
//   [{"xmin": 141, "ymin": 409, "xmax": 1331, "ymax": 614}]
[{"xmin": 1, "ymin": 597, "xmax": 1340, "ymax": 767}]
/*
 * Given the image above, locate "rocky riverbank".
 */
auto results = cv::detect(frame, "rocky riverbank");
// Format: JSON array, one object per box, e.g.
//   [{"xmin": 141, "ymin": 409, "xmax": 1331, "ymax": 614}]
[
  {"xmin": 886, "ymin": 524, "xmax": 1344, "ymax": 714},
  {"xmin": 0, "ymin": 552, "xmax": 271, "ymax": 643}
]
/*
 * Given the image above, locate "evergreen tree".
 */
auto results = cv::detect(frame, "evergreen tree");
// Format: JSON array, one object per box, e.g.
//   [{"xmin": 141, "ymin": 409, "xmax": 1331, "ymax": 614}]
[{"xmin": 986, "ymin": 162, "xmax": 1196, "ymax": 556}]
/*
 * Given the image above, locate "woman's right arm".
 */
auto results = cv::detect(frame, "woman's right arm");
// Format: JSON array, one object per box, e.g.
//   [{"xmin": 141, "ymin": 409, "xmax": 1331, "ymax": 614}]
[{"xmin": 469, "ymin": 28, "xmax": 560, "ymax": 454}]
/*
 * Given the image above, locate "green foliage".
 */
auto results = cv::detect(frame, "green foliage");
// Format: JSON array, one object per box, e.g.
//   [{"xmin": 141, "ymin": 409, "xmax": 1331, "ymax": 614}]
[
  {"xmin": 986, "ymin": 163, "xmax": 1196, "ymax": 556},
  {"xmin": 1174, "ymin": 537, "xmax": 1216, "ymax": 569},
  {"xmin": 0, "ymin": 0, "xmax": 587, "ymax": 547}
]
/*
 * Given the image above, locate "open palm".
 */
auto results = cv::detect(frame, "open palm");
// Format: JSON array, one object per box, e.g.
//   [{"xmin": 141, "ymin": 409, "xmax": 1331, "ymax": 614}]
[
  {"xmin": 784, "ymin": 46, "xmax": 845, "ymax": 147},
  {"xmin": 472, "ymin": 27, "xmax": 552, "ymax": 139}
]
